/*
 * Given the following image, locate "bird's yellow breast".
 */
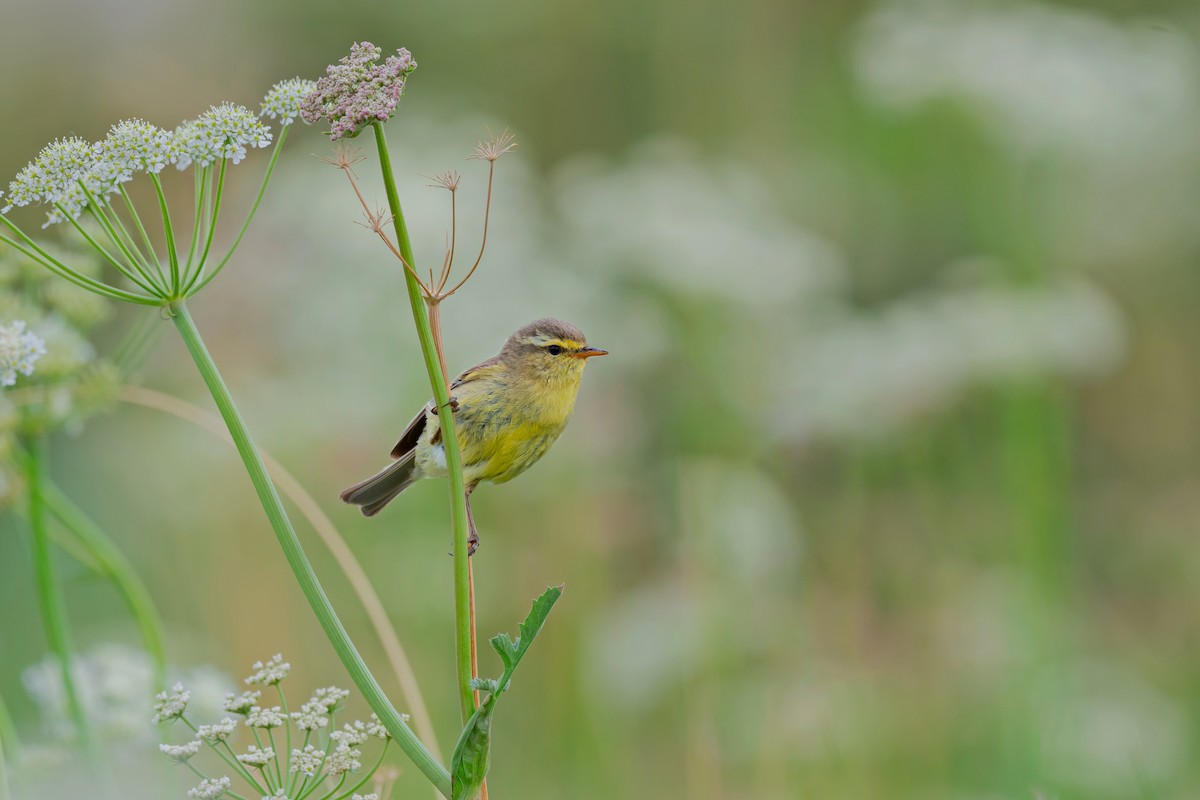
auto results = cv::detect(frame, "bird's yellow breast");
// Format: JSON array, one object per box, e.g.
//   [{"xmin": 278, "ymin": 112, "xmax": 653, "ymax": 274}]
[{"xmin": 414, "ymin": 359, "xmax": 584, "ymax": 485}]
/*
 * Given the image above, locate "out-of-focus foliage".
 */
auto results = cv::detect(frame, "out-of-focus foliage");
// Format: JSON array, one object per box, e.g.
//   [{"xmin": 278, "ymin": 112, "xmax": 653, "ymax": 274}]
[{"xmin": 2, "ymin": 0, "xmax": 1200, "ymax": 798}]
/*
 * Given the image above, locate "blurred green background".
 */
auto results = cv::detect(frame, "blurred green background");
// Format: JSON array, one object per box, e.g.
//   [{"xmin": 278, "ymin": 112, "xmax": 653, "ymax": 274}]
[{"xmin": 3, "ymin": 0, "xmax": 1200, "ymax": 797}]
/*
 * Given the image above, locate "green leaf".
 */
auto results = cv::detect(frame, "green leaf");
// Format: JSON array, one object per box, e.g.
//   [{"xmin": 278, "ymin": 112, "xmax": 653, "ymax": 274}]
[
  {"xmin": 450, "ymin": 585, "xmax": 564, "ymax": 799},
  {"xmin": 500, "ymin": 585, "xmax": 563, "ymax": 691},
  {"xmin": 451, "ymin": 698, "xmax": 494, "ymax": 800}
]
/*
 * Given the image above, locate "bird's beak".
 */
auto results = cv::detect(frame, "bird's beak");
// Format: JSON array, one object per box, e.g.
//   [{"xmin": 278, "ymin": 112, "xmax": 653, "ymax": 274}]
[{"xmin": 571, "ymin": 346, "xmax": 609, "ymax": 359}]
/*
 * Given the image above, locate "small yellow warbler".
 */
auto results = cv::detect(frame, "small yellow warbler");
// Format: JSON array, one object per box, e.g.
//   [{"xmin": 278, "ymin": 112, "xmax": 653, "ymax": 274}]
[{"xmin": 341, "ymin": 318, "xmax": 607, "ymax": 545}]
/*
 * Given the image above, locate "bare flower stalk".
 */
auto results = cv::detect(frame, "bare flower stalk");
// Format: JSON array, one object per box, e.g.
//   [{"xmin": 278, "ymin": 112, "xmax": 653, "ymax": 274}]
[{"xmin": 119, "ymin": 385, "xmax": 441, "ymax": 759}]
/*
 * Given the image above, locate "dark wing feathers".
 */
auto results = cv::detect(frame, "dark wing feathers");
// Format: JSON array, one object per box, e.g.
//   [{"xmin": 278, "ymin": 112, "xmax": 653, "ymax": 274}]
[{"xmin": 388, "ymin": 355, "xmax": 503, "ymax": 459}]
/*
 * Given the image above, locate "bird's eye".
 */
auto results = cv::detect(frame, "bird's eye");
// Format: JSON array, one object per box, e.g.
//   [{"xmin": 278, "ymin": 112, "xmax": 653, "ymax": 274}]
[{"xmin": 547, "ymin": 345, "xmax": 563, "ymax": 356}]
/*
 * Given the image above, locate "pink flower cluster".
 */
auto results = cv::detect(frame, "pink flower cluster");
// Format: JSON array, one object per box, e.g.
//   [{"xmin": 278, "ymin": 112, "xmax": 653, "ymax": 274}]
[{"xmin": 300, "ymin": 42, "xmax": 416, "ymax": 141}]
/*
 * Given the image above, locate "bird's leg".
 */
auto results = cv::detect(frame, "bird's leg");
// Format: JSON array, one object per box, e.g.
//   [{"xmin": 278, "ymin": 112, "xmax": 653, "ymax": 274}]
[
  {"xmin": 465, "ymin": 484, "xmax": 479, "ymax": 556},
  {"xmin": 440, "ymin": 395, "xmax": 460, "ymax": 413}
]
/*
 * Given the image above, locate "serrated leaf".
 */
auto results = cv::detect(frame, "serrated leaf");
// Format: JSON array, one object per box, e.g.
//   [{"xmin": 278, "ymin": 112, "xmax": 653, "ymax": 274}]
[
  {"xmin": 449, "ymin": 585, "xmax": 565, "ymax": 799},
  {"xmin": 500, "ymin": 585, "xmax": 563, "ymax": 691}
]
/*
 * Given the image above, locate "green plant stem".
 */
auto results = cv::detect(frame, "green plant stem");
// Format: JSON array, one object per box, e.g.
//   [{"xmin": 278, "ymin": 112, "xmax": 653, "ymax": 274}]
[
  {"xmin": 43, "ymin": 481, "xmax": 168, "ymax": 691},
  {"xmin": 0, "ymin": 218, "xmax": 158, "ymax": 305},
  {"xmin": 23, "ymin": 435, "xmax": 94, "ymax": 753},
  {"xmin": 149, "ymin": 173, "xmax": 181, "ymax": 295},
  {"xmin": 168, "ymin": 301, "xmax": 451, "ymax": 797},
  {"xmin": 188, "ymin": 125, "xmax": 290, "ymax": 297},
  {"xmin": 118, "ymin": 185, "xmax": 170, "ymax": 291},
  {"xmin": 371, "ymin": 121, "xmax": 476, "ymax": 725},
  {"xmin": 0, "ymin": 691, "xmax": 19, "ymax": 762},
  {"xmin": 0, "ymin": 729, "xmax": 9, "ymax": 800}
]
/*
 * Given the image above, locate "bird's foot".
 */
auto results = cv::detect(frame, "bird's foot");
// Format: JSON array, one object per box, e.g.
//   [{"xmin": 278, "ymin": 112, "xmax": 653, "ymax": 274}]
[
  {"xmin": 441, "ymin": 395, "xmax": 460, "ymax": 413},
  {"xmin": 467, "ymin": 528, "xmax": 480, "ymax": 557}
]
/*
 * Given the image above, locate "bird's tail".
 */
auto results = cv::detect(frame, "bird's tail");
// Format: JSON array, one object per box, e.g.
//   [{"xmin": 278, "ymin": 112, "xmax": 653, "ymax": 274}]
[{"xmin": 340, "ymin": 455, "xmax": 419, "ymax": 517}]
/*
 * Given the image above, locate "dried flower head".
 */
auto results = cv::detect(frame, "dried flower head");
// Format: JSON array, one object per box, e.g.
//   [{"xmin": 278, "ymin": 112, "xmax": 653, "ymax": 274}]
[
  {"xmin": 469, "ymin": 129, "xmax": 517, "ymax": 163},
  {"xmin": 187, "ymin": 776, "xmax": 231, "ymax": 800},
  {"xmin": 261, "ymin": 78, "xmax": 317, "ymax": 126},
  {"xmin": 300, "ymin": 42, "xmax": 417, "ymax": 140},
  {"xmin": 160, "ymin": 739, "xmax": 203, "ymax": 763},
  {"xmin": 223, "ymin": 690, "xmax": 261, "ymax": 715},
  {"xmin": 429, "ymin": 169, "xmax": 461, "ymax": 192},
  {"xmin": 152, "ymin": 682, "xmax": 191, "ymax": 724},
  {"xmin": 172, "ymin": 104, "xmax": 273, "ymax": 170},
  {"xmin": 245, "ymin": 653, "xmax": 291, "ymax": 686},
  {"xmin": 0, "ymin": 321, "xmax": 46, "ymax": 387}
]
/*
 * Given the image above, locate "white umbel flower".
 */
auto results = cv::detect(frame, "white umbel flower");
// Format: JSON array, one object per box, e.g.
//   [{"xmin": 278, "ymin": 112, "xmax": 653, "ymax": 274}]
[
  {"xmin": 237, "ymin": 744, "xmax": 275, "ymax": 768},
  {"xmin": 159, "ymin": 739, "xmax": 202, "ymax": 763},
  {"xmin": 261, "ymin": 78, "xmax": 317, "ymax": 126},
  {"xmin": 324, "ymin": 743, "xmax": 361, "ymax": 776},
  {"xmin": 96, "ymin": 119, "xmax": 173, "ymax": 181},
  {"xmin": 172, "ymin": 104, "xmax": 272, "ymax": 170},
  {"xmin": 245, "ymin": 705, "xmax": 285, "ymax": 729},
  {"xmin": 309, "ymin": 685, "xmax": 349, "ymax": 711},
  {"xmin": 152, "ymin": 682, "xmax": 191, "ymax": 724},
  {"xmin": 188, "ymin": 776, "xmax": 231, "ymax": 799},
  {"xmin": 245, "ymin": 654, "xmax": 290, "ymax": 686},
  {"xmin": 289, "ymin": 744, "xmax": 323, "ymax": 776},
  {"xmin": 0, "ymin": 321, "xmax": 47, "ymax": 387},
  {"xmin": 290, "ymin": 702, "xmax": 329, "ymax": 732},
  {"xmin": 198, "ymin": 717, "xmax": 239, "ymax": 744},
  {"xmin": 223, "ymin": 690, "xmax": 261, "ymax": 715}
]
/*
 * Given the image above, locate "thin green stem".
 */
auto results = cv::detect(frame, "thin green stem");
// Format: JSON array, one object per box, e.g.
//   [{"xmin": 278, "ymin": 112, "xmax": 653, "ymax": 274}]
[
  {"xmin": 0, "ymin": 220, "xmax": 159, "ymax": 305},
  {"xmin": 0, "ymin": 691, "xmax": 19, "ymax": 762},
  {"xmin": 43, "ymin": 480, "xmax": 168, "ymax": 691},
  {"xmin": 168, "ymin": 301, "xmax": 451, "ymax": 797},
  {"xmin": 187, "ymin": 125, "xmax": 290, "ymax": 297},
  {"xmin": 188, "ymin": 158, "xmax": 227, "ymax": 291},
  {"xmin": 184, "ymin": 760, "xmax": 249, "ymax": 800},
  {"xmin": 183, "ymin": 166, "xmax": 208, "ymax": 282},
  {"xmin": 99, "ymin": 197, "xmax": 166, "ymax": 294},
  {"xmin": 118, "ymin": 184, "xmax": 170, "ymax": 291},
  {"xmin": 0, "ymin": 733, "xmax": 9, "ymax": 800},
  {"xmin": 183, "ymin": 717, "xmax": 270, "ymax": 795},
  {"xmin": 23, "ymin": 434, "xmax": 94, "ymax": 754},
  {"xmin": 372, "ymin": 121, "xmax": 476, "ymax": 725},
  {"xmin": 60, "ymin": 201, "xmax": 159, "ymax": 296},
  {"xmin": 87, "ymin": 194, "xmax": 164, "ymax": 295},
  {"xmin": 148, "ymin": 173, "xmax": 181, "ymax": 295},
  {"xmin": 332, "ymin": 740, "xmax": 390, "ymax": 800}
]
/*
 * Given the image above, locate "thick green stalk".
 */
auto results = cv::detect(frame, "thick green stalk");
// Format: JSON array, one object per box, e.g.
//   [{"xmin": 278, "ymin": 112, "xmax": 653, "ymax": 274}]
[
  {"xmin": 168, "ymin": 302, "xmax": 451, "ymax": 797},
  {"xmin": 44, "ymin": 482, "xmax": 168, "ymax": 691},
  {"xmin": 371, "ymin": 121, "xmax": 476, "ymax": 724},
  {"xmin": 23, "ymin": 435, "xmax": 93, "ymax": 752}
]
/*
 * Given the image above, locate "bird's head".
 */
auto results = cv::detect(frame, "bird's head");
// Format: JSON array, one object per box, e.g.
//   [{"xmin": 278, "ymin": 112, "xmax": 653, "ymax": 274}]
[{"xmin": 502, "ymin": 317, "xmax": 607, "ymax": 384}]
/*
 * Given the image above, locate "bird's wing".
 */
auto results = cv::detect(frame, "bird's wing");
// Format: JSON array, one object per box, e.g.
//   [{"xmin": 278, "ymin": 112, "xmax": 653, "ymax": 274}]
[
  {"xmin": 388, "ymin": 355, "xmax": 504, "ymax": 458},
  {"xmin": 388, "ymin": 406, "xmax": 429, "ymax": 459}
]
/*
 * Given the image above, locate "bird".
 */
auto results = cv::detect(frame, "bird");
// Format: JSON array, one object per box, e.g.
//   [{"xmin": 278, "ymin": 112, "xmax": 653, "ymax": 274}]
[{"xmin": 340, "ymin": 317, "xmax": 607, "ymax": 550}]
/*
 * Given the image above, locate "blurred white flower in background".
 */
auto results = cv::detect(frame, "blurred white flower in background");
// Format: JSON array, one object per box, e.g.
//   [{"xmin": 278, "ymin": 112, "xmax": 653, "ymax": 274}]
[
  {"xmin": 22, "ymin": 644, "xmax": 231, "ymax": 744},
  {"xmin": 1035, "ymin": 661, "xmax": 1188, "ymax": 796},
  {"xmin": 554, "ymin": 138, "xmax": 845, "ymax": 308},
  {"xmin": 853, "ymin": 0, "xmax": 1200, "ymax": 162},
  {"xmin": 781, "ymin": 275, "xmax": 1126, "ymax": 445}
]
